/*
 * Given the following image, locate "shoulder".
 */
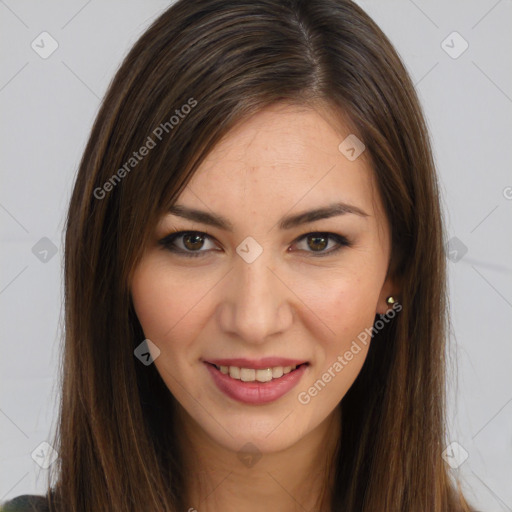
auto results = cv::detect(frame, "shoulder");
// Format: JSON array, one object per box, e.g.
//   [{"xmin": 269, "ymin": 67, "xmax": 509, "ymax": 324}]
[{"xmin": 0, "ymin": 495, "xmax": 50, "ymax": 512}]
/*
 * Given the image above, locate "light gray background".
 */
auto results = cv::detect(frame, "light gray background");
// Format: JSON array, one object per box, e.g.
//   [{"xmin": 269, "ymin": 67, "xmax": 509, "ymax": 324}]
[{"xmin": 1, "ymin": 0, "xmax": 511, "ymax": 510}]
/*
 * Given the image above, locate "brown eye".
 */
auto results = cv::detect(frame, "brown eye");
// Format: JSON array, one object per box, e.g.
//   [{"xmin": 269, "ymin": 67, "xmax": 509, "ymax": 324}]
[
  {"xmin": 158, "ymin": 231, "xmax": 218, "ymax": 257},
  {"xmin": 293, "ymin": 232, "xmax": 351, "ymax": 256},
  {"xmin": 183, "ymin": 233, "xmax": 205, "ymax": 250},
  {"xmin": 307, "ymin": 234, "xmax": 329, "ymax": 251}
]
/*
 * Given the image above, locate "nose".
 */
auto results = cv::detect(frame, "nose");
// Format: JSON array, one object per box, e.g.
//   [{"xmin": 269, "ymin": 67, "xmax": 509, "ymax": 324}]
[{"xmin": 218, "ymin": 250, "xmax": 293, "ymax": 344}]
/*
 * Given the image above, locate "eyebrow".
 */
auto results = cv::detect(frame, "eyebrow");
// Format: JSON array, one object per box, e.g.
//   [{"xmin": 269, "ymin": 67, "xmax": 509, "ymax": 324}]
[{"xmin": 168, "ymin": 202, "xmax": 369, "ymax": 231}]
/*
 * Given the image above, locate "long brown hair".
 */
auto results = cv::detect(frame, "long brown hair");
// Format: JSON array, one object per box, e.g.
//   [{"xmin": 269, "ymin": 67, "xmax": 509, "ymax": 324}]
[{"xmin": 47, "ymin": 0, "xmax": 474, "ymax": 510}]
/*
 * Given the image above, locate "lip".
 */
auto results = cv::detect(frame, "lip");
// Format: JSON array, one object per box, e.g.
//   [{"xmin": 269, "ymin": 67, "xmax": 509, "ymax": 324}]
[
  {"xmin": 204, "ymin": 361, "xmax": 309, "ymax": 405},
  {"xmin": 205, "ymin": 357, "xmax": 307, "ymax": 369}
]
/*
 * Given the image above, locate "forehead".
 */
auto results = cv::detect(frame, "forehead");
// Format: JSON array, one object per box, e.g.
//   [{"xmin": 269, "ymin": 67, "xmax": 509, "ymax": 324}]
[
  {"xmin": 178, "ymin": 103, "xmax": 386, "ymax": 231},
  {"xmin": 196, "ymin": 102, "xmax": 356, "ymax": 175}
]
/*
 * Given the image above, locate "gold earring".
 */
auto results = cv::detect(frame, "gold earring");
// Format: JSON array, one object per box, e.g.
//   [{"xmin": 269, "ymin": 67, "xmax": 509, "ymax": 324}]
[{"xmin": 386, "ymin": 296, "xmax": 396, "ymax": 305}]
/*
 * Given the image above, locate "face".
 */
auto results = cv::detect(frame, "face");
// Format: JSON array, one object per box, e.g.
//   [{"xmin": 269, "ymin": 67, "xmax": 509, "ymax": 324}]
[{"xmin": 130, "ymin": 102, "xmax": 396, "ymax": 454}]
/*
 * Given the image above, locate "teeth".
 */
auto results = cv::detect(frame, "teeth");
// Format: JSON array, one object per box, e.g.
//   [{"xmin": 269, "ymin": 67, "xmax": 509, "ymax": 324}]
[
  {"xmin": 240, "ymin": 368, "xmax": 256, "ymax": 382},
  {"xmin": 272, "ymin": 367, "xmax": 283, "ymax": 378},
  {"xmin": 256, "ymin": 368, "xmax": 273, "ymax": 382},
  {"xmin": 216, "ymin": 364, "xmax": 299, "ymax": 382}
]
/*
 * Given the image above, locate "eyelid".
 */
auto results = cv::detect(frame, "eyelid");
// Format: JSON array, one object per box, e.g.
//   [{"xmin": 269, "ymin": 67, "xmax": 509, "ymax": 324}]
[
  {"xmin": 290, "ymin": 232, "xmax": 351, "ymax": 257},
  {"xmin": 158, "ymin": 230, "xmax": 351, "ymax": 257},
  {"xmin": 158, "ymin": 230, "xmax": 218, "ymax": 257}
]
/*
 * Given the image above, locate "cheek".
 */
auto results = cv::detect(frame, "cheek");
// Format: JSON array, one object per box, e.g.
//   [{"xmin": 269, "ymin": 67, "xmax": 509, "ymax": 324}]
[
  {"xmin": 295, "ymin": 264, "xmax": 381, "ymax": 345},
  {"xmin": 295, "ymin": 276, "xmax": 377, "ymax": 411},
  {"xmin": 131, "ymin": 266, "xmax": 173, "ymax": 342},
  {"xmin": 314, "ymin": 284, "xmax": 376, "ymax": 384},
  {"xmin": 131, "ymin": 258, "xmax": 204, "ymax": 344},
  {"xmin": 131, "ymin": 255, "xmax": 226, "ymax": 377}
]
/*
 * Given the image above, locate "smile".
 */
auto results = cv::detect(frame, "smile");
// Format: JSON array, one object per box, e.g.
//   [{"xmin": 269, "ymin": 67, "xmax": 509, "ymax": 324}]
[
  {"xmin": 214, "ymin": 364, "xmax": 300, "ymax": 382},
  {"xmin": 204, "ymin": 360, "xmax": 309, "ymax": 404}
]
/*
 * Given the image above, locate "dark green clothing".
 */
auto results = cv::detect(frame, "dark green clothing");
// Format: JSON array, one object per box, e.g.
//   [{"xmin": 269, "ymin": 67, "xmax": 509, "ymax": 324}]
[{"xmin": 1, "ymin": 495, "xmax": 49, "ymax": 512}]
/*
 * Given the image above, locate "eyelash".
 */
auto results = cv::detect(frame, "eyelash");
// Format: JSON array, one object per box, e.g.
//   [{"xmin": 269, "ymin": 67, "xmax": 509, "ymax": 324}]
[{"xmin": 157, "ymin": 230, "xmax": 351, "ymax": 258}]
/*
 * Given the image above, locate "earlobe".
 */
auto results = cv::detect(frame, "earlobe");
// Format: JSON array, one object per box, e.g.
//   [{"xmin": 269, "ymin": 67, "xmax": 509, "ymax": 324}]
[
  {"xmin": 386, "ymin": 296, "xmax": 396, "ymax": 306},
  {"xmin": 376, "ymin": 294, "xmax": 401, "ymax": 316},
  {"xmin": 377, "ymin": 274, "xmax": 401, "ymax": 315}
]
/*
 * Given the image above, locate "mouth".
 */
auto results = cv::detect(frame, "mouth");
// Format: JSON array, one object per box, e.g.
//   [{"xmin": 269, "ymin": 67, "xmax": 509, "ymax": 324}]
[
  {"xmin": 203, "ymin": 359, "xmax": 310, "ymax": 405},
  {"xmin": 206, "ymin": 362, "xmax": 309, "ymax": 383}
]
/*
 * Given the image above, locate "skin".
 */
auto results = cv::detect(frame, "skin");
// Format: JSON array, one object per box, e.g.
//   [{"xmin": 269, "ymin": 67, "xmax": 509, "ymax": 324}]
[{"xmin": 130, "ymin": 102, "xmax": 399, "ymax": 511}]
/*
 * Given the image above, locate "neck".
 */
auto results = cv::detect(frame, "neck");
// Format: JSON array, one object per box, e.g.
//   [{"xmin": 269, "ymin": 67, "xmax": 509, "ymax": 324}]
[{"xmin": 175, "ymin": 406, "xmax": 341, "ymax": 512}]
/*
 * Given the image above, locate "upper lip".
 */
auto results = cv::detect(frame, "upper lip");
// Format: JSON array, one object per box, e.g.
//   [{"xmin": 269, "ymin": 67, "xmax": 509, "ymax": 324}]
[{"xmin": 204, "ymin": 357, "xmax": 309, "ymax": 369}]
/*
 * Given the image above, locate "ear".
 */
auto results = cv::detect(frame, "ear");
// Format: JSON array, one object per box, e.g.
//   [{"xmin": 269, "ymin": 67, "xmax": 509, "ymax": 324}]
[{"xmin": 376, "ymin": 273, "xmax": 401, "ymax": 316}]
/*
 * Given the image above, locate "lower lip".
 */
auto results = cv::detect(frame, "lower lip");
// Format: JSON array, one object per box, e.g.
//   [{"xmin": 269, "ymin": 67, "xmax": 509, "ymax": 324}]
[{"xmin": 205, "ymin": 363, "xmax": 308, "ymax": 405}]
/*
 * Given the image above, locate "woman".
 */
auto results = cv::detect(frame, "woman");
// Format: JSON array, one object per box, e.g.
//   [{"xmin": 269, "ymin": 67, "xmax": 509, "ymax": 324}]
[{"xmin": 2, "ymin": 0, "xmax": 476, "ymax": 510}]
